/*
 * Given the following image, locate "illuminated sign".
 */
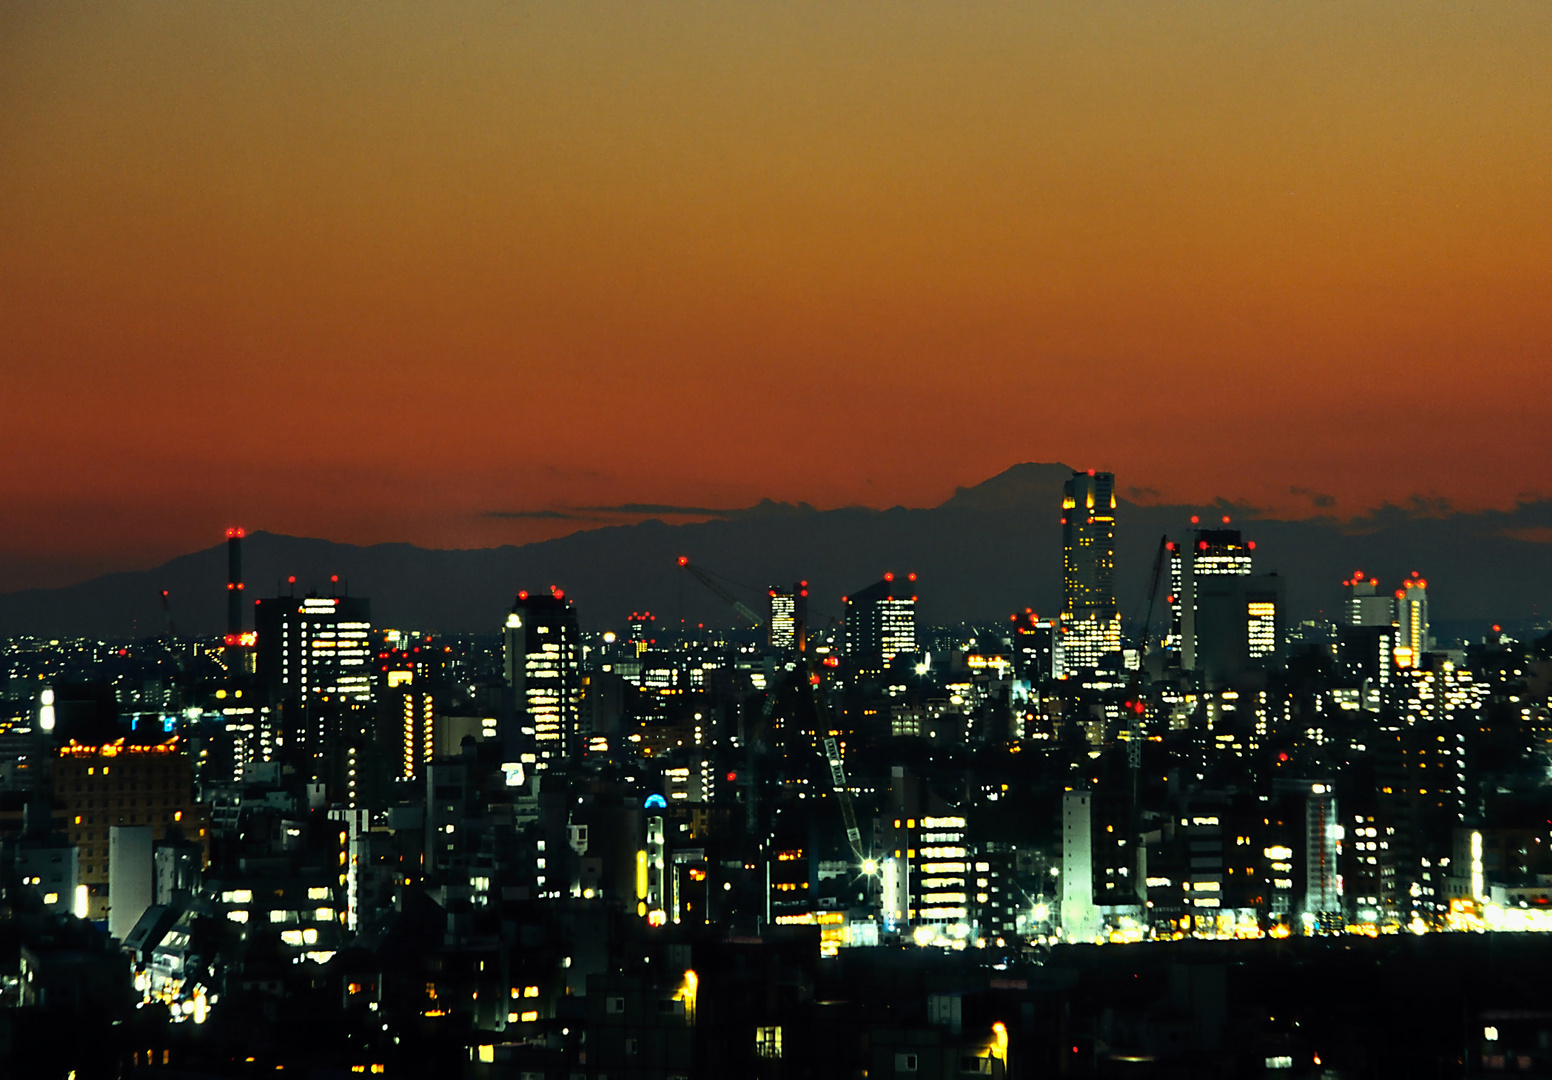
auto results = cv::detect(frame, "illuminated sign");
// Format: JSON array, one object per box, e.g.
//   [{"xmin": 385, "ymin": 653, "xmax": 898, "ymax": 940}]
[{"xmin": 59, "ymin": 738, "xmax": 179, "ymax": 757}]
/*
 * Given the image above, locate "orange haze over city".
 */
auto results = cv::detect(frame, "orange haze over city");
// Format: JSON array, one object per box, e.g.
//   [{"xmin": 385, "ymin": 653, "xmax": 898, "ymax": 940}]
[{"xmin": 2, "ymin": 3, "xmax": 1550, "ymax": 591}]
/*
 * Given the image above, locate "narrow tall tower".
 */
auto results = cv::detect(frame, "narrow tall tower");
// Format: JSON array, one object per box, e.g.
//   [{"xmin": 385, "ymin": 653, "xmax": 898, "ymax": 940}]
[
  {"xmin": 1061, "ymin": 470, "xmax": 1120, "ymax": 670},
  {"xmin": 225, "ymin": 527, "xmax": 245, "ymax": 636}
]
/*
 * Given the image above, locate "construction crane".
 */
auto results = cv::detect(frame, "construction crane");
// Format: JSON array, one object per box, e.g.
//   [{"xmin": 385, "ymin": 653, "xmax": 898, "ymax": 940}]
[
  {"xmin": 675, "ymin": 555, "xmax": 868, "ymax": 868},
  {"xmin": 676, "ymin": 556, "xmax": 761, "ymax": 628},
  {"xmin": 1125, "ymin": 534, "xmax": 1171, "ymax": 772},
  {"xmin": 806, "ymin": 659, "xmax": 869, "ymax": 870}
]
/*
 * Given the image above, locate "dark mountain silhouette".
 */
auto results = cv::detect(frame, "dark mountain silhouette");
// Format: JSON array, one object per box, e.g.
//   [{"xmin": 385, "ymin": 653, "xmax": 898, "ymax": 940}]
[{"xmin": 3, "ymin": 463, "xmax": 1550, "ymax": 640}]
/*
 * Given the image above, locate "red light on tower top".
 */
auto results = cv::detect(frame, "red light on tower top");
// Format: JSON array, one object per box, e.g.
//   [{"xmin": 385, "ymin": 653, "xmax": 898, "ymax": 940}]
[
  {"xmin": 907, "ymin": 572, "xmax": 917, "ymax": 582},
  {"xmin": 1190, "ymin": 515, "xmax": 1200, "ymax": 524},
  {"xmin": 1221, "ymin": 515, "xmax": 1231, "ymax": 524},
  {"xmin": 226, "ymin": 527, "xmax": 246, "ymax": 539},
  {"xmin": 677, "ymin": 556, "xmax": 688, "ymax": 567},
  {"xmin": 883, "ymin": 572, "xmax": 894, "ymax": 582}
]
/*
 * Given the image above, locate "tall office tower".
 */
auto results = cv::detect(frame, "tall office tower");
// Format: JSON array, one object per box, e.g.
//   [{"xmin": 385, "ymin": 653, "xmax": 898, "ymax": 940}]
[
  {"xmin": 767, "ymin": 582, "xmax": 808, "ymax": 651},
  {"xmin": 1194, "ymin": 572, "xmax": 1285, "ymax": 688},
  {"xmin": 626, "ymin": 611, "xmax": 655, "ymax": 655},
  {"xmin": 253, "ymin": 593, "xmax": 373, "ymax": 766},
  {"xmin": 1178, "ymin": 523, "xmax": 1285, "ymax": 686},
  {"xmin": 1164, "ymin": 540, "xmax": 1185, "ymax": 663},
  {"xmin": 504, "ymin": 588, "xmax": 582, "ymax": 769},
  {"xmin": 1394, "ymin": 574, "xmax": 1429, "ymax": 669},
  {"xmin": 1342, "ymin": 572, "xmax": 1393, "ymax": 626},
  {"xmin": 843, "ymin": 573, "xmax": 918, "ymax": 670},
  {"xmin": 1169, "ymin": 521, "xmax": 1276, "ymax": 681},
  {"xmin": 1011, "ymin": 610, "xmax": 1064, "ymax": 682},
  {"xmin": 254, "ymin": 594, "xmax": 374, "ymax": 705},
  {"xmin": 1061, "ymin": 470, "xmax": 1120, "ymax": 670},
  {"xmin": 1191, "ymin": 524, "xmax": 1254, "ymax": 579}
]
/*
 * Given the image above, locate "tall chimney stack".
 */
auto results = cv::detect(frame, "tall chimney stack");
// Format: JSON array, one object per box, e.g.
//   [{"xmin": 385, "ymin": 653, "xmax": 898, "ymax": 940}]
[{"xmin": 226, "ymin": 527, "xmax": 245, "ymax": 636}]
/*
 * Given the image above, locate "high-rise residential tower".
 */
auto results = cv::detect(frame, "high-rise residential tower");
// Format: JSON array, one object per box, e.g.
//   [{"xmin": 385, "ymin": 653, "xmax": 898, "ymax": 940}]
[
  {"xmin": 1061, "ymin": 470, "xmax": 1121, "ymax": 671},
  {"xmin": 1395, "ymin": 574, "xmax": 1429, "ymax": 669}
]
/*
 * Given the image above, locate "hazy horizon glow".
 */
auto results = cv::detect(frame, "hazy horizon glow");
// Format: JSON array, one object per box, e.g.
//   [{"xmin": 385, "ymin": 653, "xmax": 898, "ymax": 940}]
[{"xmin": 3, "ymin": 3, "xmax": 1550, "ymax": 590}]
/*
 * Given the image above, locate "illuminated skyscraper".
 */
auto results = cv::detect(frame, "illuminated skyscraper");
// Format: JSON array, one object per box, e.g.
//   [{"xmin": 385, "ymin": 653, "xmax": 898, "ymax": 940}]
[
  {"xmin": 504, "ymin": 588, "xmax": 582, "ymax": 769},
  {"xmin": 1394, "ymin": 574, "xmax": 1429, "ymax": 668},
  {"xmin": 767, "ymin": 582, "xmax": 808, "ymax": 651},
  {"xmin": 1061, "ymin": 470, "xmax": 1120, "ymax": 670},
  {"xmin": 1190, "ymin": 525, "xmax": 1254, "ymax": 579},
  {"xmin": 254, "ymin": 593, "xmax": 373, "ymax": 764},
  {"xmin": 254, "ymin": 594, "xmax": 374, "ymax": 706},
  {"xmin": 1170, "ymin": 521, "xmax": 1284, "ymax": 686},
  {"xmin": 843, "ymin": 574, "xmax": 917, "ymax": 670}
]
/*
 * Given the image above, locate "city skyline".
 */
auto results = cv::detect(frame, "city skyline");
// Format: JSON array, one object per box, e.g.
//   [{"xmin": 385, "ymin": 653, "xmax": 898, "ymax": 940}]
[{"xmin": 5, "ymin": 5, "xmax": 1552, "ymax": 1073}]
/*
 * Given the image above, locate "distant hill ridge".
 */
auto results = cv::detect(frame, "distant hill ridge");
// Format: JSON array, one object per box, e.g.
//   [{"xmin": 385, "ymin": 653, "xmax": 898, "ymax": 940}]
[{"xmin": 3, "ymin": 463, "xmax": 1550, "ymax": 639}]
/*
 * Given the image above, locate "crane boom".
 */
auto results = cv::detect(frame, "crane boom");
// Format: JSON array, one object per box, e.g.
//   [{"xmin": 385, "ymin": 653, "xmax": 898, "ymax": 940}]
[
  {"xmin": 805, "ymin": 663, "xmax": 868, "ymax": 867},
  {"xmin": 677, "ymin": 556, "xmax": 761, "ymax": 627},
  {"xmin": 821, "ymin": 733, "xmax": 865, "ymax": 857}
]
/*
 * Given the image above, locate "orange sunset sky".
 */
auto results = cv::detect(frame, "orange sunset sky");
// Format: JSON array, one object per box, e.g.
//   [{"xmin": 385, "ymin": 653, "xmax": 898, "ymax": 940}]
[{"xmin": 2, "ymin": 2, "xmax": 1550, "ymax": 591}]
